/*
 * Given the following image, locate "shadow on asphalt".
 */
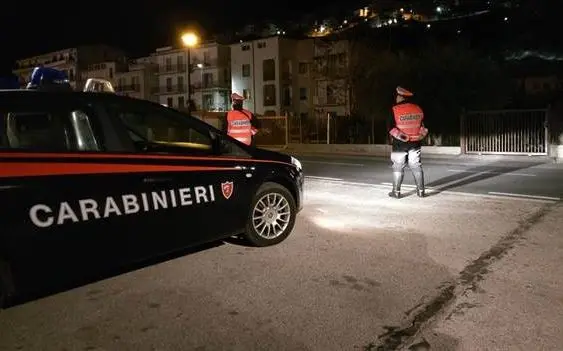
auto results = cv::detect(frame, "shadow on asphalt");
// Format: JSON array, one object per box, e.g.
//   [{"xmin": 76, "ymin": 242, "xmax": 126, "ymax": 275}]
[
  {"xmin": 401, "ymin": 161, "xmax": 545, "ymax": 197},
  {"xmin": 6, "ymin": 240, "xmax": 225, "ymax": 309}
]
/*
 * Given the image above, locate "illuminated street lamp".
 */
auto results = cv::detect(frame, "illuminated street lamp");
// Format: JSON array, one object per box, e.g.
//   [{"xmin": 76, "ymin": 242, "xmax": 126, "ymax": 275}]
[{"xmin": 181, "ymin": 31, "xmax": 199, "ymax": 114}]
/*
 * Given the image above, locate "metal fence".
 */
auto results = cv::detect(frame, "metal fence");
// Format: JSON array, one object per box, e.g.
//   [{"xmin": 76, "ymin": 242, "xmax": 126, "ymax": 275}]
[
  {"xmin": 462, "ymin": 109, "xmax": 548, "ymax": 155},
  {"xmin": 254, "ymin": 116, "xmax": 288, "ymax": 147}
]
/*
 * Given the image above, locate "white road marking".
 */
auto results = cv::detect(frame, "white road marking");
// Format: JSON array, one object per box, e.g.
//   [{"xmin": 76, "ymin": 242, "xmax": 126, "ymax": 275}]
[
  {"xmin": 306, "ymin": 176, "xmax": 344, "ymax": 181},
  {"xmin": 488, "ymin": 192, "xmax": 560, "ymax": 201},
  {"xmin": 447, "ymin": 169, "xmax": 536, "ymax": 177},
  {"xmin": 305, "ymin": 177, "xmax": 557, "ymax": 203},
  {"xmin": 303, "ymin": 160, "xmax": 365, "ymax": 167}
]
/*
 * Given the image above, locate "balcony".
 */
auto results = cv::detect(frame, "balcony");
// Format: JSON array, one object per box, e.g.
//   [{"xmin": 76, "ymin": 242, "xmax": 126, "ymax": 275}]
[
  {"xmin": 313, "ymin": 95, "xmax": 340, "ymax": 106},
  {"xmin": 313, "ymin": 66, "xmax": 349, "ymax": 79},
  {"xmin": 116, "ymin": 84, "xmax": 141, "ymax": 92},
  {"xmin": 152, "ymin": 84, "xmax": 186, "ymax": 95},
  {"xmin": 193, "ymin": 81, "xmax": 230, "ymax": 90},
  {"xmin": 192, "ymin": 58, "xmax": 220, "ymax": 69},
  {"xmin": 157, "ymin": 64, "xmax": 187, "ymax": 75}
]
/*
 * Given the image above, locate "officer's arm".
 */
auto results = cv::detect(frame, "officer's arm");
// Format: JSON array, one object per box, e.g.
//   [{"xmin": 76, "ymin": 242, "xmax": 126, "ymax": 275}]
[
  {"xmin": 251, "ymin": 113, "xmax": 261, "ymax": 129},
  {"xmin": 221, "ymin": 113, "xmax": 228, "ymax": 133}
]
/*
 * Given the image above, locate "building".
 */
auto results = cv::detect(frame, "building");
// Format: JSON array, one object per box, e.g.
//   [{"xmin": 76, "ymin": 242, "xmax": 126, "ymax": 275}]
[
  {"xmin": 81, "ymin": 60, "xmax": 128, "ymax": 88},
  {"xmin": 115, "ymin": 57, "xmax": 158, "ymax": 101},
  {"xmin": 12, "ymin": 45, "xmax": 127, "ymax": 89},
  {"xmin": 230, "ymin": 36, "xmax": 315, "ymax": 118},
  {"xmin": 312, "ymin": 38, "xmax": 351, "ymax": 119},
  {"xmin": 150, "ymin": 42, "xmax": 231, "ymax": 112}
]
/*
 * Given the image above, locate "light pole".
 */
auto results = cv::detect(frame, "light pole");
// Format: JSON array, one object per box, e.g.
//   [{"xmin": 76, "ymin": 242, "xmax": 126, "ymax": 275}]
[{"xmin": 181, "ymin": 31, "xmax": 199, "ymax": 114}]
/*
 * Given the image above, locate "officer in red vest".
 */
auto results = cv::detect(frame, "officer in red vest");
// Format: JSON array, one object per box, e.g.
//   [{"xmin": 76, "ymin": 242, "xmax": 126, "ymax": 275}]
[
  {"xmin": 224, "ymin": 93, "xmax": 260, "ymax": 146},
  {"xmin": 388, "ymin": 86, "xmax": 429, "ymax": 198}
]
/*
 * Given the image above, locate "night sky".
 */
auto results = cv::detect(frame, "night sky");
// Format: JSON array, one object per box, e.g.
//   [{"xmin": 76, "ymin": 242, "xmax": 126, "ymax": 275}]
[{"xmin": 1, "ymin": 0, "xmax": 357, "ymax": 73}]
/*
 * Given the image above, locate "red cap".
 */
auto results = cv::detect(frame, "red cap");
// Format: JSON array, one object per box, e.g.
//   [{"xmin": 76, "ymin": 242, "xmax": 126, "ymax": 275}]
[
  {"xmin": 396, "ymin": 86, "xmax": 414, "ymax": 97},
  {"xmin": 231, "ymin": 93, "xmax": 244, "ymax": 101}
]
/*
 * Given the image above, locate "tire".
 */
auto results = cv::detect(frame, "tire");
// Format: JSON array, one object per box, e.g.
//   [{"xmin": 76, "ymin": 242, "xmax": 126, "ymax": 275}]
[
  {"xmin": 0, "ymin": 260, "xmax": 14, "ymax": 309},
  {"xmin": 243, "ymin": 182, "xmax": 297, "ymax": 247}
]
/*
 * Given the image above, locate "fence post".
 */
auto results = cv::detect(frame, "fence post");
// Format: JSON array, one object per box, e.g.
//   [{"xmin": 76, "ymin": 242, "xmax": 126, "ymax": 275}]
[
  {"xmin": 285, "ymin": 113, "xmax": 289, "ymax": 147},
  {"xmin": 460, "ymin": 108, "xmax": 466, "ymax": 154},
  {"xmin": 326, "ymin": 112, "xmax": 330, "ymax": 144},
  {"xmin": 299, "ymin": 116, "xmax": 303, "ymax": 144}
]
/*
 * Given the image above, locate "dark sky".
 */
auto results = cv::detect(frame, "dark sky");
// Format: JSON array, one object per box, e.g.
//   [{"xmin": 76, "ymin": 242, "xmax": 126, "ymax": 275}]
[{"xmin": 1, "ymin": 0, "xmax": 359, "ymax": 73}]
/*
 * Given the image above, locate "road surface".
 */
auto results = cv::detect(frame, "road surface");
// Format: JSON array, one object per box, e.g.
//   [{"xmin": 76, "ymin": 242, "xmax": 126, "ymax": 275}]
[
  {"xmin": 0, "ymin": 159, "xmax": 561, "ymax": 350},
  {"xmin": 296, "ymin": 154, "xmax": 563, "ymax": 201}
]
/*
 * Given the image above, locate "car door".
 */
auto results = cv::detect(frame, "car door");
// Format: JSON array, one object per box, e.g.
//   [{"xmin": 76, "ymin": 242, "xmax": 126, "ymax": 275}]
[
  {"xmin": 101, "ymin": 98, "xmax": 255, "ymax": 253},
  {"xmin": 0, "ymin": 95, "xmax": 150, "ymax": 285}
]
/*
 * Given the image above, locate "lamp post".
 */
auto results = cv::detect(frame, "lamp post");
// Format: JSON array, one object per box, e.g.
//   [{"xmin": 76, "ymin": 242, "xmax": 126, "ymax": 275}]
[{"xmin": 181, "ymin": 31, "xmax": 199, "ymax": 114}]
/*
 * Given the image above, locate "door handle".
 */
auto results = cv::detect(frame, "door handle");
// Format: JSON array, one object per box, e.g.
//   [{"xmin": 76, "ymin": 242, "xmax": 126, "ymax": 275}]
[{"xmin": 143, "ymin": 177, "xmax": 172, "ymax": 183}]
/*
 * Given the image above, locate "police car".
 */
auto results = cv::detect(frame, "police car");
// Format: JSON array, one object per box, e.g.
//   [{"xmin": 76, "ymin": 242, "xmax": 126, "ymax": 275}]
[{"xmin": 0, "ymin": 67, "xmax": 304, "ymax": 307}]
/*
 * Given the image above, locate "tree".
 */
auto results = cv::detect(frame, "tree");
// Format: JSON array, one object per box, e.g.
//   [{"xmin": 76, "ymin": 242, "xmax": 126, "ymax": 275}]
[{"xmin": 348, "ymin": 39, "xmax": 513, "ymax": 145}]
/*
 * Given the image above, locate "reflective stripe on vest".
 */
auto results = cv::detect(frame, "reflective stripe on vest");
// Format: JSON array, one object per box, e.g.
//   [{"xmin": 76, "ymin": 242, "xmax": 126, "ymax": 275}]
[
  {"xmin": 392, "ymin": 103, "xmax": 424, "ymax": 137},
  {"xmin": 227, "ymin": 110, "xmax": 253, "ymax": 145}
]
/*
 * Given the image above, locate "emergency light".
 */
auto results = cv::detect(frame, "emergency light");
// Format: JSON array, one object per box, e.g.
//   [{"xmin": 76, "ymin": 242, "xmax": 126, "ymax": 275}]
[
  {"xmin": 24, "ymin": 66, "xmax": 116, "ymax": 93},
  {"xmin": 26, "ymin": 66, "xmax": 72, "ymax": 90}
]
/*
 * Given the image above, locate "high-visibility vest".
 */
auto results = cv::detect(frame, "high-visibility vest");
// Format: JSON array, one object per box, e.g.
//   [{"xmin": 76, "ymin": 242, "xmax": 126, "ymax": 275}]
[
  {"xmin": 227, "ymin": 109, "xmax": 255, "ymax": 145},
  {"xmin": 389, "ymin": 102, "xmax": 427, "ymax": 142}
]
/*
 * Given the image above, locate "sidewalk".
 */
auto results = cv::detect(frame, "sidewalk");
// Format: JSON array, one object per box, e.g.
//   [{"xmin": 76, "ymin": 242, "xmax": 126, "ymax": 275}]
[
  {"xmin": 418, "ymin": 203, "xmax": 563, "ymax": 350},
  {"xmin": 267, "ymin": 148, "xmax": 561, "ymax": 167}
]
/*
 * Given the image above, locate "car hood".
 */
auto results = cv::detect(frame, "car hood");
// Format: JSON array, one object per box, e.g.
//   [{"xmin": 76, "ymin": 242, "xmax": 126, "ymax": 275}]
[{"xmin": 250, "ymin": 147, "xmax": 293, "ymax": 164}]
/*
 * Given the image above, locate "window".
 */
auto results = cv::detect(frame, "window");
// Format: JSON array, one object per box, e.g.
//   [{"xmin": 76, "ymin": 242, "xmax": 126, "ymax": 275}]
[
  {"xmin": 263, "ymin": 59, "xmax": 275, "ymax": 81},
  {"xmin": 299, "ymin": 112, "xmax": 308, "ymax": 120},
  {"xmin": 2, "ymin": 112, "xmax": 70, "ymax": 151},
  {"xmin": 203, "ymin": 94, "xmax": 213, "ymax": 110},
  {"xmin": 241, "ymin": 44, "xmax": 250, "ymax": 51},
  {"xmin": 257, "ymin": 42, "xmax": 266, "ymax": 49},
  {"xmin": 243, "ymin": 89, "xmax": 251, "ymax": 100},
  {"xmin": 167, "ymin": 97, "xmax": 173, "ymax": 107},
  {"xmin": 178, "ymin": 96, "xmax": 185, "ymax": 108},
  {"xmin": 242, "ymin": 64, "xmax": 251, "ymax": 77},
  {"xmin": 1, "ymin": 107, "xmax": 101, "ymax": 152},
  {"xmin": 299, "ymin": 87, "xmax": 307, "ymax": 100},
  {"xmin": 108, "ymin": 103, "xmax": 214, "ymax": 155},
  {"xmin": 263, "ymin": 84, "xmax": 276, "ymax": 106},
  {"xmin": 282, "ymin": 86, "xmax": 291, "ymax": 106},
  {"xmin": 166, "ymin": 77, "xmax": 172, "ymax": 92},
  {"xmin": 298, "ymin": 63, "xmax": 308, "ymax": 74}
]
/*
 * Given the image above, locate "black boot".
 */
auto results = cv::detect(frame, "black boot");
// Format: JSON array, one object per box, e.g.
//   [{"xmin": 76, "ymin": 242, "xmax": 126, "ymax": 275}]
[
  {"xmin": 388, "ymin": 171, "xmax": 403, "ymax": 198},
  {"xmin": 412, "ymin": 168, "xmax": 425, "ymax": 197}
]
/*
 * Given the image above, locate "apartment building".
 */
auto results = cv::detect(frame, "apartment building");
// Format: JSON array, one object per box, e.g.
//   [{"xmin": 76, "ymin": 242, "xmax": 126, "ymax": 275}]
[
  {"xmin": 115, "ymin": 57, "xmax": 158, "ymax": 101},
  {"xmin": 12, "ymin": 45, "xmax": 127, "ymax": 89},
  {"xmin": 230, "ymin": 36, "xmax": 315, "ymax": 118},
  {"xmin": 312, "ymin": 38, "xmax": 351, "ymax": 118},
  {"xmin": 81, "ymin": 60, "xmax": 128, "ymax": 88},
  {"xmin": 150, "ymin": 42, "xmax": 231, "ymax": 112}
]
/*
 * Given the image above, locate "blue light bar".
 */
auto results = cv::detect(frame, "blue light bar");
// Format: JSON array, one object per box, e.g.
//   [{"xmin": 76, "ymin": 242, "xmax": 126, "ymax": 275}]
[{"xmin": 26, "ymin": 67, "xmax": 72, "ymax": 91}]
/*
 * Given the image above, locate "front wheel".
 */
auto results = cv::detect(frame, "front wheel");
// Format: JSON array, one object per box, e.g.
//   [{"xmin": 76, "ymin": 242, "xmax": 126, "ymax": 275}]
[
  {"xmin": 243, "ymin": 182, "xmax": 297, "ymax": 247},
  {"xmin": 0, "ymin": 259, "xmax": 14, "ymax": 309}
]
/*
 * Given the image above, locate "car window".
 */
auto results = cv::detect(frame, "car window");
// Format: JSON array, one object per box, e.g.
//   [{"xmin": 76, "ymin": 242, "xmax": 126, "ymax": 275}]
[
  {"xmin": 106, "ymin": 103, "xmax": 214, "ymax": 155},
  {"xmin": 0, "ymin": 110, "xmax": 72, "ymax": 151}
]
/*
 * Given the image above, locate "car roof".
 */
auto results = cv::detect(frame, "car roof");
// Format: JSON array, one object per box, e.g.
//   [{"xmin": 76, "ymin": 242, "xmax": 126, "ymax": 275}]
[{"xmin": 0, "ymin": 89, "xmax": 152, "ymax": 106}]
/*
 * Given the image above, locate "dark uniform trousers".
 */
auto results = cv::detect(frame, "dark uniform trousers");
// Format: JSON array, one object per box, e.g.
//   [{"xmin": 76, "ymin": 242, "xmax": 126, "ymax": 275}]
[{"xmin": 390, "ymin": 138, "xmax": 425, "ymax": 197}]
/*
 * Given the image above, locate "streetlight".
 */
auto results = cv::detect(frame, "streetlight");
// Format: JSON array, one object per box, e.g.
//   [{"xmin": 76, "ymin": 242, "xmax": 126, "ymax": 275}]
[{"xmin": 181, "ymin": 31, "xmax": 199, "ymax": 114}]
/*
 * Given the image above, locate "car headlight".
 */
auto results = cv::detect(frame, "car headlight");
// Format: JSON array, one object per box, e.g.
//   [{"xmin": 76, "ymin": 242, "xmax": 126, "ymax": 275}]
[{"xmin": 291, "ymin": 156, "xmax": 302, "ymax": 171}]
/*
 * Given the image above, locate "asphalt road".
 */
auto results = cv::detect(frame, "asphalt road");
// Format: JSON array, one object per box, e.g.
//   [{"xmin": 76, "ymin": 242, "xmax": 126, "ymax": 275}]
[
  {"xmin": 296, "ymin": 154, "xmax": 563, "ymax": 201},
  {"xmin": 0, "ymin": 176, "xmax": 557, "ymax": 350}
]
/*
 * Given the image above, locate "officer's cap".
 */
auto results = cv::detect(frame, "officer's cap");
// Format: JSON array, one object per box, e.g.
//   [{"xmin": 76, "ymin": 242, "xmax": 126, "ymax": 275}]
[
  {"xmin": 231, "ymin": 92, "xmax": 244, "ymax": 101},
  {"xmin": 396, "ymin": 86, "xmax": 414, "ymax": 97}
]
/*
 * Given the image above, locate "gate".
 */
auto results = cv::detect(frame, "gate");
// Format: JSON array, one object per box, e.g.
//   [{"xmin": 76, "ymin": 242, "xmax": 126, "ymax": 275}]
[{"xmin": 462, "ymin": 109, "xmax": 548, "ymax": 155}]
